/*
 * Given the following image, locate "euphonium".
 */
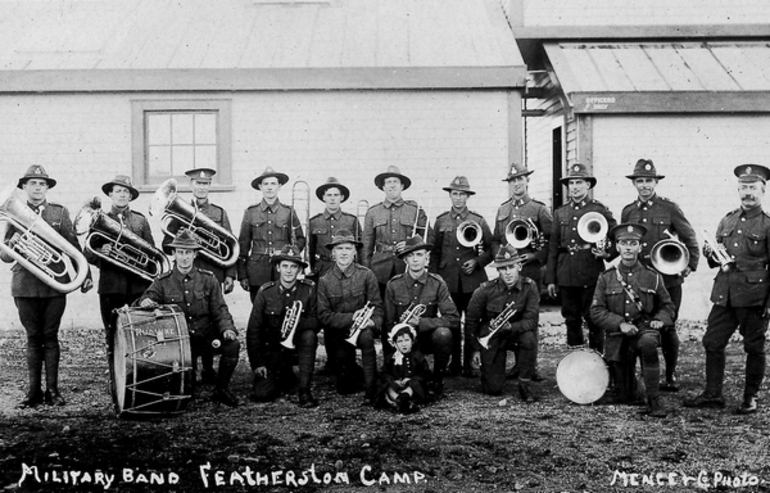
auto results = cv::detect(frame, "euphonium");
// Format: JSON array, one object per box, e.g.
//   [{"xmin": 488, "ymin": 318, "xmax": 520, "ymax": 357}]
[
  {"xmin": 346, "ymin": 301, "xmax": 374, "ymax": 346},
  {"xmin": 399, "ymin": 303, "xmax": 427, "ymax": 324},
  {"xmin": 280, "ymin": 300, "xmax": 303, "ymax": 349},
  {"xmin": 650, "ymin": 231, "xmax": 690, "ymax": 276},
  {"xmin": 505, "ymin": 218, "xmax": 539, "ymax": 249},
  {"xmin": 701, "ymin": 229, "xmax": 735, "ymax": 272},
  {"xmin": 457, "ymin": 220, "xmax": 483, "ymax": 251},
  {"xmin": 478, "ymin": 301, "xmax": 517, "ymax": 350},
  {"xmin": 577, "ymin": 211, "xmax": 609, "ymax": 252},
  {"xmin": 150, "ymin": 178, "xmax": 240, "ymax": 268},
  {"xmin": 75, "ymin": 197, "xmax": 170, "ymax": 282},
  {"xmin": 0, "ymin": 184, "xmax": 89, "ymax": 293}
]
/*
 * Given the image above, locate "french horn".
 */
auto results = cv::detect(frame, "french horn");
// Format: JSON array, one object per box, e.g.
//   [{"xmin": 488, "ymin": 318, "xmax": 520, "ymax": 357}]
[{"xmin": 650, "ymin": 232, "xmax": 690, "ymax": 276}]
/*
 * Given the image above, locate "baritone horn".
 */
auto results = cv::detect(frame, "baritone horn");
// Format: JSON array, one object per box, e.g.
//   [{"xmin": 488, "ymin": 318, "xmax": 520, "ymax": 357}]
[
  {"xmin": 457, "ymin": 220, "xmax": 483, "ymax": 251},
  {"xmin": 577, "ymin": 212, "xmax": 609, "ymax": 252},
  {"xmin": 650, "ymin": 231, "xmax": 690, "ymax": 276},
  {"xmin": 478, "ymin": 301, "xmax": 517, "ymax": 350},
  {"xmin": 280, "ymin": 300, "xmax": 303, "ymax": 349},
  {"xmin": 150, "ymin": 178, "xmax": 240, "ymax": 268},
  {"xmin": 0, "ymin": 184, "xmax": 89, "ymax": 293},
  {"xmin": 346, "ymin": 301, "xmax": 375, "ymax": 346},
  {"xmin": 505, "ymin": 218, "xmax": 539, "ymax": 249},
  {"xmin": 700, "ymin": 229, "xmax": 734, "ymax": 272},
  {"xmin": 75, "ymin": 197, "xmax": 170, "ymax": 281}
]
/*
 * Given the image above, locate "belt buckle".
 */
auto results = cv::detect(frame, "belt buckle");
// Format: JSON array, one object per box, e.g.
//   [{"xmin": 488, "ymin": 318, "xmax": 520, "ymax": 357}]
[{"xmin": 267, "ymin": 247, "xmax": 275, "ymax": 256}]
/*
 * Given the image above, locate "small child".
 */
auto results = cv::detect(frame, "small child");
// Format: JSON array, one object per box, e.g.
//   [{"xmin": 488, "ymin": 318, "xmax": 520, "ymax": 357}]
[{"xmin": 375, "ymin": 323, "xmax": 432, "ymax": 413}]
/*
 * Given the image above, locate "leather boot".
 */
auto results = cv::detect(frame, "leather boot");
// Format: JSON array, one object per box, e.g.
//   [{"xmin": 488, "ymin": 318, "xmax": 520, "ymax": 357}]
[
  {"xmin": 44, "ymin": 347, "xmax": 65, "ymax": 406},
  {"xmin": 298, "ymin": 388, "xmax": 319, "ymax": 408},
  {"xmin": 518, "ymin": 381, "xmax": 536, "ymax": 403},
  {"xmin": 646, "ymin": 396, "xmax": 667, "ymax": 418},
  {"xmin": 21, "ymin": 347, "xmax": 44, "ymax": 408}
]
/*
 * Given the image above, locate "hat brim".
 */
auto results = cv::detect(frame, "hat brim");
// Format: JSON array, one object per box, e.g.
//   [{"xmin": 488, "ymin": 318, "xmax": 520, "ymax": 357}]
[
  {"xmin": 251, "ymin": 172, "xmax": 290, "ymax": 190},
  {"xmin": 625, "ymin": 174, "xmax": 665, "ymax": 180},
  {"xmin": 315, "ymin": 183, "xmax": 350, "ymax": 202},
  {"xmin": 168, "ymin": 242, "xmax": 203, "ymax": 251},
  {"xmin": 270, "ymin": 254, "xmax": 309, "ymax": 269},
  {"xmin": 397, "ymin": 242, "xmax": 433, "ymax": 259},
  {"xmin": 325, "ymin": 238, "xmax": 363, "ymax": 250},
  {"xmin": 442, "ymin": 186, "xmax": 476, "ymax": 195},
  {"xmin": 18, "ymin": 177, "xmax": 57, "ymax": 189},
  {"xmin": 502, "ymin": 170, "xmax": 534, "ymax": 181},
  {"xmin": 101, "ymin": 182, "xmax": 140, "ymax": 201},
  {"xmin": 374, "ymin": 173, "xmax": 411, "ymax": 191},
  {"xmin": 492, "ymin": 257, "xmax": 522, "ymax": 268},
  {"xmin": 186, "ymin": 168, "xmax": 217, "ymax": 181},
  {"xmin": 559, "ymin": 176, "xmax": 597, "ymax": 189}
]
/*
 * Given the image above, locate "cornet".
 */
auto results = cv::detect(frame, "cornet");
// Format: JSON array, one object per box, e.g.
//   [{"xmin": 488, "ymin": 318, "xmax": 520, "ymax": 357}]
[
  {"xmin": 650, "ymin": 231, "xmax": 690, "ymax": 276},
  {"xmin": 399, "ymin": 303, "xmax": 427, "ymax": 324},
  {"xmin": 478, "ymin": 301, "xmax": 517, "ymax": 350},
  {"xmin": 505, "ymin": 218, "xmax": 540, "ymax": 250},
  {"xmin": 457, "ymin": 220, "xmax": 483, "ymax": 254},
  {"xmin": 280, "ymin": 300, "xmax": 303, "ymax": 349},
  {"xmin": 75, "ymin": 197, "xmax": 170, "ymax": 281},
  {"xmin": 0, "ymin": 184, "xmax": 89, "ymax": 293},
  {"xmin": 577, "ymin": 212, "xmax": 609, "ymax": 254},
  {"xmin": 346, "ymin": 301, "xmax": 374, "ymax": 346},
  {"xmin": 701, "ymin": 229, "xmax": 734, "ymax": 272}
]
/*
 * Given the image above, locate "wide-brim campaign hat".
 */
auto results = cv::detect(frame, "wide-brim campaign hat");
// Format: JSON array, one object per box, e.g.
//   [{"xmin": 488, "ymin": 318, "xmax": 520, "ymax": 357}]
[
  {"xmin": 251, "ymin": 166, "xmax": 289, "ymax": 190},
  {"xmin": 610, "ymin": 223, "xmax": 648, "ymax": 241},
  {"xmin": 734, "ymin": 164, "xmax": 770, "ymax": 184},
  {"xmin": 185, "ymin": 168, "xmax": 217, "ymax": 182},
  {"xmin": 17, "ymin": 165, "xmax": 57, "ymax": 189},
  {"xmin": 491, "ymin": 244, "xmax": 523, "ymax": 268},
  {"xmin": 397, "ymin": 235, "xmax": 433, "ymax": 258},
  {"xmin": 101, "ymin": 174, "xmax": 139, "ymax": 201},
  {"xmin": 374, "ymin": 165, "xmax": 412, "ymax": 191},
  {"xmin": 315, "ymin": 177, "xmax": 350, "ymax": 202},
  {"xmin": 503, "ymin": 162, "xmax": 534, "ymax": 182},
  {"xmin": 388, "ymin": 322, "xmax": 417, "ymax": 347},
  {"xmin": 325, "ymin": 229, "xmax": 362, "ymax": 250},
  {"xmin": 442, "ymin": 175, "xmax": 476, "ymax": 195},
  {"xmin": 559, "ymin": 163, "xmax": 597, "ymax": 189},
  {"xmin": 626, "ymin": 159, "xmax": 665, "ymax": 180},
  {"xmin": 270, "ymin": 245, "xmax": 309, "ymax": 269},
  {"xmin": 168, "ymin": 229, "xmax": 203, "ymax": 250}
]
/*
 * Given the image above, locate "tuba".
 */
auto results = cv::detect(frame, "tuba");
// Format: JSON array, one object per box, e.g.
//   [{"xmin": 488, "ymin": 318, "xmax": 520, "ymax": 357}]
[
  {"xmin": 280, "ymin": 300, "xmax": 303, "ymax": 349},
  {"xmin": 505, "ymin": 218, "xmax": 539, "ymax": 249},
  {"xmin": 478, "ymin": 301, "xmax": 517, "ymax": 350},
  {"xmin": 0, "ymin": 184, "xmax": 89, "ymax": 293},
  {"xmin": 150, "ymin": 179, "xmax": 240, "ymax": 268},
  {"xmin": 577, "ymin": 212, "xmax": 609, "ymax": 253},
  {"xmin": 701, "ymin": 229, "xmax": 734, "ymax": 272},
  {"xmin": 346, "ymin": 301, "xmax": 375, "ymax": 346},
  {"xmin": 75, "ymin": 197, "xmax": 170, "ymax": 282},
  {"xmin": 457, "ymin": 220, "xmax": 483, "ymax": 251},
  {"xmin": 650, "ymin": 231, "xmax": 690, "ymax": 276}
]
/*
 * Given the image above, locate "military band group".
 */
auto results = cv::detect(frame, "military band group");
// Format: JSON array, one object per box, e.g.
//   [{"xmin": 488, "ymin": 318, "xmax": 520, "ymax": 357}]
[{"xmin": 4, "ymin": 158, "xmax": 770, "ymax": 419}]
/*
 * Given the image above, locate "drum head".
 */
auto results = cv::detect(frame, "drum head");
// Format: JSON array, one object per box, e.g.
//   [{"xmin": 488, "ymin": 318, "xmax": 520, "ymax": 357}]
[{"xmin": 556, "ymin": 349, "xmax": 609, "ymax": 404}]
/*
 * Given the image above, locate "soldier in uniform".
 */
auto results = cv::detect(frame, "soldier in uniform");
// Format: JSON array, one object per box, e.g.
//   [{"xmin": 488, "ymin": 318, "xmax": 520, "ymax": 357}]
[
  {"xmin": 161, "ymin": 167, "xmax": 237, "ymax": 383},
  {"xmin": 317, "ymin": 229, "xmax": 383, "ymax": 404},
  {"xmin": 2, "ymin": 165, "xmax": 93, "ymax": 408},
  {"xmin": 590, "ymin": 223, "xmax": 675, "ymax": 418},
  {"xmin": 466, "ymin": 245, "xmax": 540, "ymax": 402},
  {"xmin": 247, "ymin": 245, "xmax": 319, "ymax": 408},
  {"xmin": 621, "ymin": 159, "xmax": 699, "ymax": 391},
  {"xmin": 384, "ymin": 236, "xmax": 460, "ymax": 396},
  {"xmin": 238, "ymin": 167, "xmax": 306, "ymax": 302},
  {"xmin": 430, "ymin": 176, "xmax": 493, "ymax": 377},
  {"xmin": 137, "ymin": 230, "xmax": 241, "ymax": 408},
  {"xmin": 684, "ymin": 164, "xmax": 770, "ymax": 415},
  {"xmin": 85, "ymin": 175, "xmax": 155, "ymax": 387},
  {"xmin": 546, "ymin": 163, "xmax": 618, "ymax": 352}
]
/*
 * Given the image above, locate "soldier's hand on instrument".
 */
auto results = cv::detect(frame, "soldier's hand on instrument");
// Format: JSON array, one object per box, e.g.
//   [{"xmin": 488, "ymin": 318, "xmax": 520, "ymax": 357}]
[
  {"xmin": 223, "ymin": 329, "xmax": 237, "ymax": 341},
  {"xmin": 620, "ymin": 322, "xmax": 637, "ymax": 336},
  {"xmin": 471, "ymin": 351, "xmax": 481, "ymax": 368},
  {"xmin": 139, "ymin": 297, "xmax": 159, "ymax": 310},
  {"xmin": 499, "ymin": 321, "xmax": 513, "ymax": 334},
  {"xmin": 100, "ymin": 244, "xmax": 112, "ymax": 255},
  {"xmin": 240, "ymin": 279, "xmax": 250, "ymax": 291},
  {"xmin": 681, "ymin": 266, "xmax": 692, "ymax": 278},
  {"xmin": 534, "ymin": 232, "xmax": 546, "ymax": 250},
  {"xmin": 649, "ymin": 320, "xmax": 664, "ymax": 329},
  {"xmin": 223, "ymin": 277, "xmax": 234, "ymax": 294},
  {"xmin": 80, "ymin": 278, "xmax": 94, "ymax": 293},
  {"xmin": 703, "ymin": 243, "xmax": 713, "ymax": 258},
  {"xmin": 408, "ymin": 316, "xmax": 421, "ymax": 328},
  {"xmin": 254, "ymin": 366, "xmax": 267, "ymax": 378},
  {"xmin": 461, "ymin": 259, "xmax": 477, "ymax": 275},
  {"xmin": 519, "ymin": 253, "xmax": 532, "ymax": 265},
  {"xmin": 591, "ymin": 246, "xmax": 609, "ymax": 258},
  {"xmin": 547, "ymin": 284, "xmax": 558, "ymax": 299},
  {"xmin": 395, "ymin": 241, "xmax": 406, "ymax": 254}
]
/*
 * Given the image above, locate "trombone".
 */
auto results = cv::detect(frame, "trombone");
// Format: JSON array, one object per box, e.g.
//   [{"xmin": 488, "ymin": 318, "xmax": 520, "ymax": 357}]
[
  {"xmin": 478, "ymin": 301, "xmax": 517, "ymax": 350},
  {"xmin": 411, "ymin": 191, "xmax": 432, "ymax": 239},
  {"xmin": 356, "ymin": 199, "xmax": 369, "ymax": 242},
  {"xmin": 292, "ymin": 180, "xmax": 311, "ymax": 273}
]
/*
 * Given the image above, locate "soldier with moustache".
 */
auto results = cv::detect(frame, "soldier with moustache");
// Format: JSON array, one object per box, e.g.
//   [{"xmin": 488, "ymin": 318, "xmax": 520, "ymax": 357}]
[
  {"xmin": 430, "ymin": 176, "xmax": 493, "ymax": 377},
  {"xmin": 620, "ymin": 159, "xmax": 699, "ymax": 391},
  {"xmin": 685, "ymin": 164, "xmax": 770, "ymax": 415},
  {"xmin": 2, "ymin": 165, "xmax": 93, "ymax": 408},
  {"xmin": 238, "ymin": 167, "xmax": 306, "ymax": 302},
  {"xmin": 546, "ymin": 163, "xmax": 618, "ymax": 352}
]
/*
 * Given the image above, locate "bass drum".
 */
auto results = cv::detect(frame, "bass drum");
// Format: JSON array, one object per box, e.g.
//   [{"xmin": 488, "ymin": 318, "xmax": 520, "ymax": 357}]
[
  {"xmin": 111, "ymin": 305, "xmax": 193, "ymax": 418},
  {"xmin": 556, "ymin": 348, "xmax": 609, "ymax": 405}
]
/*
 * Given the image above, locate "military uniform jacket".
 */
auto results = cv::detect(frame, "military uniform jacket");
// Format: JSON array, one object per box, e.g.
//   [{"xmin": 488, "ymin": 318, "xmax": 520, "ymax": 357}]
[
  {"xmin": 590, "ymin": 261, "xmax": 675, "ymax": 361},
  {"xmin": 492, "ymin": 195, "xmax": 553, "ymax": 269},
  {"xmin": 430, "ymin": 207, "xmax": 493, "ymax": 294},
  {"xmin": 308, "ymin": 209, "xmax": 362, "ymax": 278},
  {"xmin": 709, "ymin": 206, "xmax": 770, "ymax": 309},
  {"xmin": 384, "ymin": 271, "xmax": 460, "ymax": 334},
  {"xmin": 247, "ymin": 279, "xmax": 318, "ymax": 369},
  {"xmin": 465, "ymin": 276, "xmax": 540, "ymax": 350},
  {"xmin": 317, "ymin": 263, "xmax": 383, "ymax": 334},
  {"xmin": 237, "ymin": 199, "xmax": 306, "ymax": 287},
  {"xmin": 621, "ymin": 194, "xmax": 699, "ymax": 288},
  {"xmin": 4, "ymin": 200, "xmax": 89, "ymax": 298},
  {"xmin": 85, "ymin": 205, "xmax": 153, "ymax": 296},
  {"xmin": 545, "ymin": 198, "xmax": 618, "ymax": 287},
  {"xmin": 137, "ymin": 267, "xmax": 236, "ymax": 340},
  {"xmin": 162, "ymin": 199, "xmax": 237, "ymax": 284},
  {"xmin": 362, "ymin": 198, "xmax": 429, "ymax": 285}
]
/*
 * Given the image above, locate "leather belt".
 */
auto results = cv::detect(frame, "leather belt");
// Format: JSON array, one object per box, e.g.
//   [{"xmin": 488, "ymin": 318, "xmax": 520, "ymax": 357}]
[
  {"xmin": 252, "ymin": 247, "xmax": 277, "ymax": 256},
  {"xmin": 559, "ymin": 244, "xmax": 592, "ymax": 254},
  {"xmin": 375, "ymin": 244, "xmax": 396, "ymax": 253}
]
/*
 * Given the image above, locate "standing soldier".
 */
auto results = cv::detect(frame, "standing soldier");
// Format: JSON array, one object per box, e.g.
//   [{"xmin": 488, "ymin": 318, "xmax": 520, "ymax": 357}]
[
  {"xmin": 238, "ymin": 167, "xmax": 306, "ymax": 302},
  {"xmin": 430, "ymin": 176, "xmax": 493, "ymax": 377},
  {"xmin": 621, "ymin": 159, "xmax": 699, "ymax": 391},
  {"xmin": 247, "ymin": 246, "xmax": 319, "ymax": 408},
  {"xmin": 2, "ymin": 165, "xmax": 93, "ymax": 408},
  {"xmin": 546, "ymin": 163, "xmax": 618, "ymax": 352},
  {"xmin": 685, "ymin": 164, "xmax": 770, "ymax": 415}
]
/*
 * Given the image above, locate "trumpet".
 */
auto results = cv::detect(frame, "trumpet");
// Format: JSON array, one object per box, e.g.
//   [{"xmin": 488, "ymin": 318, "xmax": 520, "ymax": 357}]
[
  {"xmin": 75, "ymin": 197, "xmax": 170, "ymax": 281},
  {"xmin": 280, "ymin": 300, "xmax": 303, "ymax": 349},
  {"xmin": 150, "ymin": 179, "xmax": 240, "ymax": 268},
  {"xmin": 457, "ymin": 220, "xmax": 483, "ymax": 254},
  {"xmin": 701, "ymin": 229, "xmax": 734, "ymax": 272},
  {"xmin": 577, "ymin": 211, "xmax": 609, "ymax": 253},
  {"xmin": 411, "ymin": 191, "xmax": 432, "ymax": 239},
  {"xmin": 0, "ymin": 184, "xmax": 89, "ymax": 293},
  {"xmin": 478, "ymin": 301, "xmax": 517, "ymax": 350},
  {"xmin": 346, "ymin": 301, "xmax": 374, "ymax": 346},
  {"xmin": 650, "ymin": 231, "xmax": 690, "ymax": 276},
  {"xmin": 505, "ymin": 218, "xmax": 540, "ymax": 250},
  {"xmin": 399, "ymin": 303, "xmax": 427, "ymax": 324}
]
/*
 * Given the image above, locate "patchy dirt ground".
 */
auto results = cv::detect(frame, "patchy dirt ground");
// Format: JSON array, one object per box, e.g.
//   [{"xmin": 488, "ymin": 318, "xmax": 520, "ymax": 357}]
[{"xmin": 2, "ymin": 319, "xmax": 770, "ymax": 493}]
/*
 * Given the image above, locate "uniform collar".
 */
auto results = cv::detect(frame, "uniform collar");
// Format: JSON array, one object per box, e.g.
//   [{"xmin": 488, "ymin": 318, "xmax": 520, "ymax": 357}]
[
  {"xmin": 511, "ymin": 194, "xmax": 531, "ymax": 207},
  {"xmin": 451, "ymin": 206, "xmax": 469, "ymax": 219},
  {"xmin": 383, "ymin": 197, "xmax": 405, "ymax": 208},
  {"xmin": 741, "ymin": 205, "xmax": 763, "ymax": 219},
  {"xmin": 496, "ymin": 276, "xmax": 522, "ymax": 292},
  {"xmin": 407, "ymin": 270, "xmax": 428, "ymax": 285},
  {"xmin": 636, "ymin": 194, "xmax": 657, "ymax": 208},
  {"xmin": 26, "ymin": 199, "xmax": 47, "ymax": 213},
  {"xmin": 109, "ymin": 205, "xmax": 131, "ymax": 217},
  {"xmin": 618, "ymin": 260, "xmax": 642, "ymax": 274},
  {"xmin": 333, "ymin": 263, "xmax": 356, "ymax": 278},
  {"xmin": 279, "ymin": 281, "xmax": 298, "ymax": 294},
  {"xmin": 192, "ymin": 198, "xmax": 210, "ymax": 208},
  {"xmin": 260, "ymin": 199, "xmax": 281, "ymax": 212},
  {"xmin": 569, "ymin": 198, "xmax": 588, "ymax": 208},
  {"xmin": 172, "ymin": 266, "xmax": 197, "ymax": 283},
  {"xmin": 323, "ymin": 208, "xmax": 342, "ymax": 220}
]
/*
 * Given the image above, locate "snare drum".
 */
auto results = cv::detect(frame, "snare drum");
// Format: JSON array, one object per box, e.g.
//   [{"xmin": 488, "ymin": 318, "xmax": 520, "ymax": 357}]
[
  {"xmin": 556, "ymin": 348, "xmax": 609, "ymax": 405},
  {"xmin": 111, "ymin": 305, "xmax": 193, "ymax": 417}
]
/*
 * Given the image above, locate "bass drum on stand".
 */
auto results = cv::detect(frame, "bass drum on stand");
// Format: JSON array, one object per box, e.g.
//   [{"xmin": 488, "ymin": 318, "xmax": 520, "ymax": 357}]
[{"xmin": 556, "ymin": 348, "xmax": 609, "ymax": 405}]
